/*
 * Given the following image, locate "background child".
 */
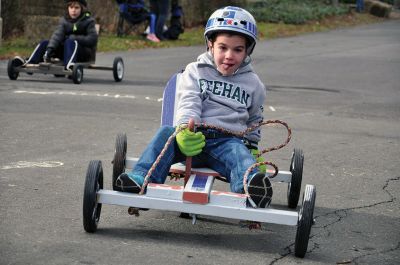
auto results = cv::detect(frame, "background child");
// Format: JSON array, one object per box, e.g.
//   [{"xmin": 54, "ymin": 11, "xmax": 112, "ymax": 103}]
[
  {"xmin": 116, "ymin": 6, "xmax": 272, "ymax": 208},
  {"xmin": 26, "ymin": 0, "xmax": 98, "ymax": 70}
]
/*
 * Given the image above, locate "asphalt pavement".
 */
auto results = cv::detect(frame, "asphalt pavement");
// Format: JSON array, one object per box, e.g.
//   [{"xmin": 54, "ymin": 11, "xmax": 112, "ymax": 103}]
[{"xmin": 0, "ymin": 20, "xmax": 399, "ymax": 264}]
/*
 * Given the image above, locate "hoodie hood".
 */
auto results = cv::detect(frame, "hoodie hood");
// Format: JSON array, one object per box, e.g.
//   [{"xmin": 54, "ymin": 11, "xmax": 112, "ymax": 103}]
[{"xmin": 196, "ymin": 51, "xmax": 254, "ymax": 76}]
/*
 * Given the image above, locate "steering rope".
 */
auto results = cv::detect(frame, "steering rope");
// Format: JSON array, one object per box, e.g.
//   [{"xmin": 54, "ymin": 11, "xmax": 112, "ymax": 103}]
[{"xmin": 139, "ymin": 120, "xmax": 292, "ymax": 197}]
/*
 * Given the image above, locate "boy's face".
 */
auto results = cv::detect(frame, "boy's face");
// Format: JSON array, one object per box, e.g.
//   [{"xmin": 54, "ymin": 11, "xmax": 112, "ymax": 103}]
[
  {"xmin": 68, "ymin": 2, "xmax": 82, "ymax": 19},
  {"xmin": 209, "ymin": 33, "xmax": 247, "ymax": 76}
]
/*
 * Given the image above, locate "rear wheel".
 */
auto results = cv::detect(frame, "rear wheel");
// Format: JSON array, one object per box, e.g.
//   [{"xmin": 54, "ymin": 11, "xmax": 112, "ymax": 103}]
[
  {"xmin": 112, "ymin": 133, "xmax": 127, "ymax": 191},
  {"xmin": 294, "ymin": 184, "xmax": 316, "ymax": 258},
  {"xmin": 287, "ymin": 148, "xmax": 303, "ymax": 208},
  {"xmin": 83, "ymin": 160, "xmax": 103, "ymax": 233},
  {"xmin": 113, "ymin": 57, "xmax": 124, "ymax": 82}
]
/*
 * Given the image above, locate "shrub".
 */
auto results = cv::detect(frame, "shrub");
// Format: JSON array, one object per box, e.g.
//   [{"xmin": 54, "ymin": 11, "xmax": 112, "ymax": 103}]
[{"xmin": 247, "ymin": 0, "xmax": 350, "ymax": 24}]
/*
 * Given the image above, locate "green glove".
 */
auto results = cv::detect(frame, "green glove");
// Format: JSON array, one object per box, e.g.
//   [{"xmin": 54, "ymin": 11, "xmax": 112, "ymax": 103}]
[
  {"xmin": 250, "ymin": 149, "xmax": 266, "ymax": 173},
  {"xmin": 176, "ymin": 127, "xmax": 205, "ymax": 157}
]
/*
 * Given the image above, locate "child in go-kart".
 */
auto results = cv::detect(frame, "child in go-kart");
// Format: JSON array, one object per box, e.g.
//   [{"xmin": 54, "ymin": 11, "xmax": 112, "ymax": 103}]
[
  {"xmin": 116, "ymin": 6, "xmax": 273, "ymax": 208},
  {"xmin": 24, "ymin": 0, "xmax": 98, "ymax": 70}
]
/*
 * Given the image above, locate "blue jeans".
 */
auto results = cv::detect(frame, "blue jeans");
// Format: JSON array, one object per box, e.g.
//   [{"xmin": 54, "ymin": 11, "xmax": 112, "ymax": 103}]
[
  {"xmin": 356, "ymin": 0, "xmax": 364, "ymax": 12},
  {"xmin": 150, "ymin": 0, "xmax": 170, "ymax": 40},
  {"xmin": 131, "ymin": 126, "xmax": 258, "ymax": 193}
]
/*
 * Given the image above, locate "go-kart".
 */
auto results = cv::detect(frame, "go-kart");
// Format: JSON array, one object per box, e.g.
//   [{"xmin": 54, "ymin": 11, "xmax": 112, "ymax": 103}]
[
  {"xmin": 82, "ymin": 73, "xmax": 317, "ymax": 258},
  {"xmin": 7, "ymin": 54, "xmax": 124, "ymax": 84}
]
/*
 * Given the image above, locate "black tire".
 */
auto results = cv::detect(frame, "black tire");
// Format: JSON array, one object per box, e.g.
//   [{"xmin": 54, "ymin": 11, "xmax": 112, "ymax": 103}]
[
  {"xmin": 72, "ymin": 64, "xmax": 84, "ymax": 84},
  {"xmin": 112, "ymin": 133, "xmax": 127, "ymax": 191},
  {"xmin": 287, "ymin": 148, "xmax": 304, "ymax": 208},
  {"xmin": 179, "ymin": 212, "xmax": 191, "ymax": 219},
  {"xmin": 113, "ymin": 57, "xmax": 124, "ymax": 82},
  {"xmin": 7, "ymin": 58, "xmax": 22, "ymax": 80},
  {"xmin": 294, "ymin": 184, "xmax": 316, "ymax": 258},
  {"xmin": 83, "ymin": 160, "xmax": 103, "ymax": 233}
]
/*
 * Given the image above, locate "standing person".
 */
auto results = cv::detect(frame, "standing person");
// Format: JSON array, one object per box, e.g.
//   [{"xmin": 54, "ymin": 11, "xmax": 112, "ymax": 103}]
[
  {"xmin": 116, "ymin": 6, "xmax": 272, "ymax": 208},
  {"xmin": 163, "ymin": 0, "xmax": 184, "ymax": 40},
  {"xmin": 116, "ymin": 0, "xmax": 160, "ymax": 42},
  {"xmin": 149, "ymin": 0, "xmax": 170, "ymax": 41},
  {"xmin": 26, "ymin": 0, "xmax": 98, "ymax": 70}
]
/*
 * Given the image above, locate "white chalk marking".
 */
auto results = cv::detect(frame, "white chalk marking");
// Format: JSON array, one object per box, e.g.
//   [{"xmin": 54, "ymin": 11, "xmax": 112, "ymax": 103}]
[
  {"xmin": 13, "ymin": 90, "xmax": 147, "ymax": 101},
  {"xmin": 269, "ymin": 106, "xmax": 276, "ymax": 112},
  {"xmin": 1, "ymin": 161, "xmax": 64, "ymax": 170}
]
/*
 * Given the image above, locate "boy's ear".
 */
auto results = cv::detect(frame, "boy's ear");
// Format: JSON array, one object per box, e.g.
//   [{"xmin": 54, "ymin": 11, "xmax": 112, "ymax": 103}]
[{"xmin": 207, "ymin": 40, "xmax": 213, "ymax": 50}]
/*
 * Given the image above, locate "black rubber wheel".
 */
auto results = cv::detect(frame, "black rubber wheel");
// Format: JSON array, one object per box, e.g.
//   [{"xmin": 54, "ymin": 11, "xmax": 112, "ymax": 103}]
[
  {"xmin": 7, "ymin": 57, "xmax": 23, "ymax": 80},
  {"xmin": 179, "ymin": 212, "xmax": 191, "ymax": 219},
  {"xmin": 112, "ymin": 133, "xmax": 127, "ymax": 191},
  {"xmin": 294, "ymin": 184, "xmax": 316, "ymax": 258},
  {"xmin": 72, "ymin": 64, "xmax": 84, "ymax": 84},
  {"xmin": 113, "ymin": 57, "xmax": 124, "ymax": 82},
  {"xmin": 287, "ymin": 148, "xmax": 304, "ymax": 208},
  {"xmin": 83, "ymin": 160, "xmax": 103, "ymax": 233}
]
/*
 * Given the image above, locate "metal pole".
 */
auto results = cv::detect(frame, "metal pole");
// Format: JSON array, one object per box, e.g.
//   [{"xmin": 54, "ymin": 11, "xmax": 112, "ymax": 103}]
[{"xmin": 0, "ymin": 0, "xmax": 2, "ymax": 46}]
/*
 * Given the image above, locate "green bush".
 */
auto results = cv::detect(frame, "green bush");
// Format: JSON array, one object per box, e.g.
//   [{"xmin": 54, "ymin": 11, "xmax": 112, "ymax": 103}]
[
  {"xmin": 341, "ymin": 0, "xmax": 394, "ymax": 4},
  {"xmin": 380, "ymin": 0, "xmax": 395, "ymax": 4},
  {"xmin": 247, "ymin": 0, "xmax": 350, "ymax": 24}
]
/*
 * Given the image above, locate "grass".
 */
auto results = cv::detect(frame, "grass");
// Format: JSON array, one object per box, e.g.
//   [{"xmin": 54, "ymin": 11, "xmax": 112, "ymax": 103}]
[{"xmin": 0, "ymin": 12, "xmax": 385, "ymax": 60}]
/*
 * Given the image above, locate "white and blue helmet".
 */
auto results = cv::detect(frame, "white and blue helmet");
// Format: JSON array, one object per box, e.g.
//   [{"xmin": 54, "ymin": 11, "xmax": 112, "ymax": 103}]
[{"xmin": 204, "ymin": 6, "xmax": 258, "ymax": 55}]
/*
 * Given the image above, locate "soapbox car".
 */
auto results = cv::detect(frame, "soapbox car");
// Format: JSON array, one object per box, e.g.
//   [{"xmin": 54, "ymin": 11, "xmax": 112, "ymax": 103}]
[
  {"xmin": 82, "ymin": 73, "xmax": 316, "ymax": 258},
  {"xmin": 7, "ymin": 55, "xmax": 124, "ymax": 85}
]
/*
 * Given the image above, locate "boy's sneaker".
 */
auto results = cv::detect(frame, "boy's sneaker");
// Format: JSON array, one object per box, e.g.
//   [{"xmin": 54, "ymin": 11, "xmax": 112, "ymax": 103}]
[
  {"xmin": 247, "ymin": 173, "xmax": 273, "ymax": 208},
  {"xmin": 115, "ymin": 173, "xmax": 143, "ymax": 193},
  {"xmin": 14, "ymin": 56, "xmax": 26, "ymax": 65}
]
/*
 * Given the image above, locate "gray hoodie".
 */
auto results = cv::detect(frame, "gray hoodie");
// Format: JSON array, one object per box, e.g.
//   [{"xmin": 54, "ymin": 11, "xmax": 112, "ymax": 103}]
[{"xmin": 176, "ymin": 51, "xmax": 267, "ymax": 144}]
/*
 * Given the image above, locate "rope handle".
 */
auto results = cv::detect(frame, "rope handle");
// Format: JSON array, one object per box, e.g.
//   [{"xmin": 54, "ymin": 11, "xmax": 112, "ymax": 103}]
[{"xmin": 139, "ymin": 119, "xmax": 292, "ymax": 196}]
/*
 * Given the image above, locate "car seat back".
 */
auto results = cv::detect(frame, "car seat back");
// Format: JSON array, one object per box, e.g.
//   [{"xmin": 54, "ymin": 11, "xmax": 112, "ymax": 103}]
[{"xmin": 161, "ymin": 72, "xmax": 183, "ymax": 126}]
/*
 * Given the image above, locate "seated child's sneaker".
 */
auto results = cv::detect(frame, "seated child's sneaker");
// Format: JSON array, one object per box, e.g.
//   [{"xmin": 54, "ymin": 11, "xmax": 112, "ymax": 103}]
[
  {"xmin": 247, "ymin": 172, "xmax": 273, "ymax": 208},
  {"xmin": 115, "ymin": 173, "xmax": 143, "ymax": 193},
  {"xmin": 14, "ymin": 56, "xmax": 26, "ymax": 66},
  {"xmin": 146, "ymin": 33, "xmax": 160, "ymax": 43}
]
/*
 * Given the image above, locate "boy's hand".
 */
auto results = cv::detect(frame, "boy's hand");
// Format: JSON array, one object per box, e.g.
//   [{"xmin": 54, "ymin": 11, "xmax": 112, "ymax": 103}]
[
  {"xmin": 176, "ymin": 127, "xmax": 205, "ymax": 157},
  {"xmin": 250, "ymin": 149, "xmax": 266, "ymax": 173},
  {"xmin": 43, "ymin": 49, "xmax": 54, "ymax": 62}
]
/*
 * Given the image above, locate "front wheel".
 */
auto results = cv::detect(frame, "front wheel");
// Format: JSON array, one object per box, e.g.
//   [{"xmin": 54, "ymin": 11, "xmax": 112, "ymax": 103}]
[
  {"xmin": 113, "ymin": 57, "xmax": 124, "ymax": 82},
  {"xmin": 7, "ymin": 57, "xmax": 24, "ymax": 80},
  {"xmin": 72, "ymin": 64, "xmax": 84, "ymax": 84},
  {"xmin": 83, "ymin": 160, "xmax": 103, "ymax": 233},
  {"xmin": 294, "ymin": 184, "xmax": 316, "ymax": 258}
]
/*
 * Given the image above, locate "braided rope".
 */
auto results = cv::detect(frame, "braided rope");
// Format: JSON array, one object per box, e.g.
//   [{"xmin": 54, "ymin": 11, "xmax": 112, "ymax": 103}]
[
  {"xmin": 139, "ymin": 120, "xmax": 291, "ymax": 197},
  {"xmin": 139, "ymin": 127, "xmax": 184, "ymax": 195}
]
